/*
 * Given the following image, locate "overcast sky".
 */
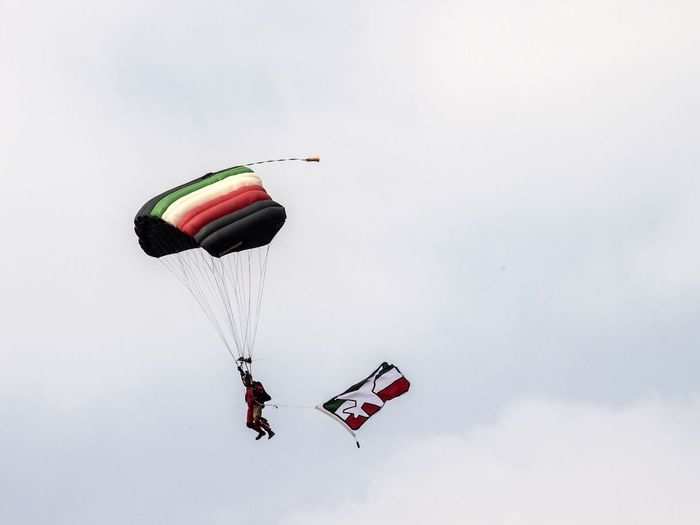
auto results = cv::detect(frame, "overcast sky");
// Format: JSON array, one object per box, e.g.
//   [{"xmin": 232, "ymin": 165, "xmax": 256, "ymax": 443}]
[{"xmin": 2, "ymin": 1, "xmax": 699, "ymax": 523}]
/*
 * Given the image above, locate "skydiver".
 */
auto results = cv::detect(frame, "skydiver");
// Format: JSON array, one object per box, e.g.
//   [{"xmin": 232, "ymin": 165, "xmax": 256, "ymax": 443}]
[{"xmin": 237, "ymin": 359, "xmax": 275, "ymax": 440}]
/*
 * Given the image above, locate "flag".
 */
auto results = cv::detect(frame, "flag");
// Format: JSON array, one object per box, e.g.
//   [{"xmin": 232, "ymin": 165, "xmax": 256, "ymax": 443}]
[{"xmin": 317, "ymin": 362, "xmax": 410, "ymax": 446}]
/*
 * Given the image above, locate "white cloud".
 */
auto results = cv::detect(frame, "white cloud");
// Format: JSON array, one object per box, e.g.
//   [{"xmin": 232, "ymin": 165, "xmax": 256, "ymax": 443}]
[
  {"xmin": 628, "ymin": 195, "xmax": 700, "ymax": 296},
  {"xmin": 284, "ymin": 398, "xmax": 700, "ymax": 525},
  {"xmin": 410, "ymin": 0, "xmax": 700, "ymax": 121}
]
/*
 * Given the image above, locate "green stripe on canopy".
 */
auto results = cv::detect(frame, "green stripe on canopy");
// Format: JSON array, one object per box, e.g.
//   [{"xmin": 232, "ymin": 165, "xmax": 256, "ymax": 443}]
[{"xmin": 150, "ymin": 165, "xmax": 254, "ymax": 218}]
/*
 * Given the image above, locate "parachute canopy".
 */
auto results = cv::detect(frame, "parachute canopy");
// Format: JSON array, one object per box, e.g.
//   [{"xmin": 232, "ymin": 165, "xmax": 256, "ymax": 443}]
[{"xmin": 134, "ymin": 165, "xmax": 286, "ymax": 258}]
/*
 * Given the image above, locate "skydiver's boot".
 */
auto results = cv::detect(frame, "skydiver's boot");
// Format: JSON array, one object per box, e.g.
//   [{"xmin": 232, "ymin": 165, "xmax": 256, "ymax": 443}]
[
  {"xmin": 259, "ymin": 418, "xmax": 274, "ymax": 439},
  {"xmin": 249, "ymin": 420, "xmax": 265, "ymax": 440}
]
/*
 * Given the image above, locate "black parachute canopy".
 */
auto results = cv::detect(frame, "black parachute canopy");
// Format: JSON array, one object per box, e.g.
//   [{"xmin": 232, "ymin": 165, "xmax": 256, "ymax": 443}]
[{"xmin": 134, "ymin": 165, "xmax": 286, "ymax": 258}]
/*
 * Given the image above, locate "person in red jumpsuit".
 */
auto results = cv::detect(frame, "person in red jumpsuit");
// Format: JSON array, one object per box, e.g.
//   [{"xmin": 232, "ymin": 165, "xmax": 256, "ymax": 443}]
[{"xmin": 238, "ymin": 362, "xmax": 275, "ymax": 440}]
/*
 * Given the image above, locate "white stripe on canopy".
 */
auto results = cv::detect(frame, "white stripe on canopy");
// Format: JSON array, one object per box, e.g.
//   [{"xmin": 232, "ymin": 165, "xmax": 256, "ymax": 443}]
[{"xmin": 162, "ymin": 174, "xmax": 263, "ymax": 225}]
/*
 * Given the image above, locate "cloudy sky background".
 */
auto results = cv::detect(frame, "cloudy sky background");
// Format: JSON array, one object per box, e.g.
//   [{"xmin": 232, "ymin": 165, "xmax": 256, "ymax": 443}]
[{"xmin": 2, "ymin": 1, "xmax": 699, "ymax": 523}]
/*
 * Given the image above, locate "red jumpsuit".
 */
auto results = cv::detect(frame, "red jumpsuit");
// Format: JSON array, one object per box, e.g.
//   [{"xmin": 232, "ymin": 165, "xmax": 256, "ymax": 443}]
[{"xmin": 245, "ymin": 385, "xmax": 259, "ymax": 429}]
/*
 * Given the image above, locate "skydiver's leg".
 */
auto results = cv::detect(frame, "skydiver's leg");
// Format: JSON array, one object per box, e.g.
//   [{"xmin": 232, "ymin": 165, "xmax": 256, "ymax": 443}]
[
  {"xmin": 252, "ymin": 405, "xmax": 266, "ymax": 439},
  {"xmin": 247, "ymin": 405, "xmax": 265, "ymax": 438},
  {"xmin": 258, "ymin": 413, "xmax": 275, "ymax": 439}
]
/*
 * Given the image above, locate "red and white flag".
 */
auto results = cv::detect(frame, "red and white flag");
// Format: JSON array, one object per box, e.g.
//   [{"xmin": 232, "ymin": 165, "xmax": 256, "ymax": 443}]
[{"xmin": 317, "ymin": 362, "xmax": 410, "ymax": 447}]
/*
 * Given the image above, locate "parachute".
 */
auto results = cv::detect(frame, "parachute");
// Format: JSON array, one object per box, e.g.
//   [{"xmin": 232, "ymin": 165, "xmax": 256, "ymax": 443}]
[{"xmin": 134, "ymin": 158, "xmax": 317, "ymax": 366}]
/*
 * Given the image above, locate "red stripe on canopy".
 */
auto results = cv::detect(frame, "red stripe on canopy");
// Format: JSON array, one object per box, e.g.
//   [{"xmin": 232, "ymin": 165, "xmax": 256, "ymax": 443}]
[
  {"xmin": 179, "ymin": 187, "xmax": 271, "ymax": 235},
  {"xmin": 176, "ymin": 183, "xmax": 264, "ymax": 229}
]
